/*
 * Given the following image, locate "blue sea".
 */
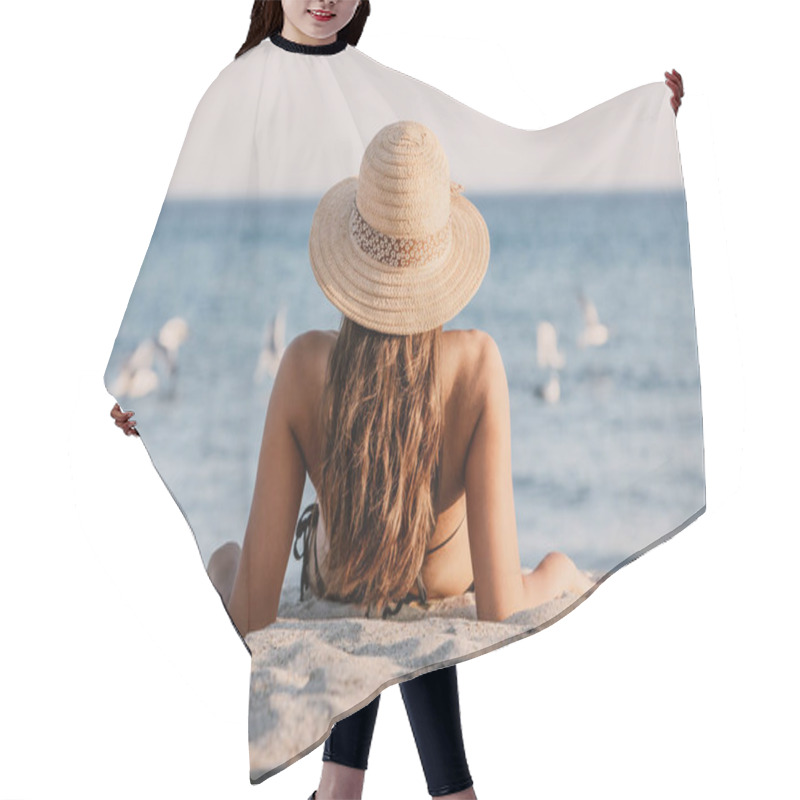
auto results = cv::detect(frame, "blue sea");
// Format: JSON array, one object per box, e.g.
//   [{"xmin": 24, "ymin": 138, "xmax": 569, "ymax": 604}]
[{"xmin": 105, "ymin": 191, "xmax": 704, "ymax": 579}]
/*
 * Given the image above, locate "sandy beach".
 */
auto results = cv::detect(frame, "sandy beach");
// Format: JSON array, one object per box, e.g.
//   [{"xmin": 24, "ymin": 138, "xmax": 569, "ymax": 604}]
[{"xmin": 247, "ymin": 568, "xmax": 600, "ymax": 781}]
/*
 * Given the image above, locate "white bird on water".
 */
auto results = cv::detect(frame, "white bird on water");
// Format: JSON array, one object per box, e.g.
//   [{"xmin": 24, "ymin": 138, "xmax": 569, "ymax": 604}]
[
  {"xmin": 534, "ymin": 371, "xmax": 561, "ymax": 404},
  {"xmin": 254, "ymin": 304, "xmax": 287, "ymax": 383},
  {"xmin": 577, "ymin": 291, "xmax": 609, "ymax": 348},
  {"xmin": 533, "ymin": 321, "xmax": 564, "ymax": 404},
  {"xmin": 109, "ymin": 339, "xmax": 160, "ymax": 399},
  {"xmin": 157, "ymin": 316, "xmax": 190, "ymax": 377},
  {"xmin": 536, "ymin": 321, "xmax": 566, "ymax": 369},
  {"xmin": 110, "ymin": 316, "xmax": 190, "ymax": 399}
]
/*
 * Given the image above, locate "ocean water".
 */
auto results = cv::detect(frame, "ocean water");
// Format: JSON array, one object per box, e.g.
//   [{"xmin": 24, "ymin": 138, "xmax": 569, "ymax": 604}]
[{"xmin": 105, "ymin": 191, "xmax": 704, "ymax": 579}]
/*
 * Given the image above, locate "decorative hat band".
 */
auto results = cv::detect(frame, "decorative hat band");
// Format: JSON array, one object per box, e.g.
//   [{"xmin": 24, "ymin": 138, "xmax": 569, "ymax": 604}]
[{"xmin": 349, "ymin": 181, "xmax": 466, "ymax": 270}]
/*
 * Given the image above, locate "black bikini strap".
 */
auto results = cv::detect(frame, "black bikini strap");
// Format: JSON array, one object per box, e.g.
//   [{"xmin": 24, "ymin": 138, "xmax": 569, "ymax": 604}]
[
  {"xmin": 293, "ymin": 501, "xmax": 321, "ymax": 601},
  {"xmin": 294, "ymin": 501, "xmax": 462, "ymax": 615},
  {"xmin": 425, "ymin": 513, "xmax": 467, "ymax": 555}
]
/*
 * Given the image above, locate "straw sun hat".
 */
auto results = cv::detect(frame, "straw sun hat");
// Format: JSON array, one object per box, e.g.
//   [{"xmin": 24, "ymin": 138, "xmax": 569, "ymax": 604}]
[{"xmin": 308, "ymin": 121, "xmax": 491, "ymax": 335}]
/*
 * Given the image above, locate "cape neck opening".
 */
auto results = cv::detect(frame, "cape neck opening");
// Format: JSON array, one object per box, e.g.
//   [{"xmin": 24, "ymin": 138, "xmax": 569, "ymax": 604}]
[{"xmin": 269, "ymin": 32, "xmax": 348, "ymax": 55}]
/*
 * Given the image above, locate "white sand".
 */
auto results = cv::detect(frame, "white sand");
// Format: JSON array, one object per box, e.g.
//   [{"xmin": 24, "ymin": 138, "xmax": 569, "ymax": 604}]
[{"xmin": 246, "ymin": 569, "xmax": 599, "ymax": 781}]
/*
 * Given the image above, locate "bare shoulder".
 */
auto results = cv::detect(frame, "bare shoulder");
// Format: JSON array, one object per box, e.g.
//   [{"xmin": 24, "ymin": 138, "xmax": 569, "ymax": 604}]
[
  {"xmin": 442, "ymin": 329, "xmax": 508, "ymax": 440},
  {"xmin": 443, "ymin": 329, "xmax": 506, "ymax": 396},
  {"xmin": 274, "ymin": 330, "xmax": 336, "ymax": 405},
  {"xmin": 281, "ymin": 328, "xmax": 335, "ymax": 366}
]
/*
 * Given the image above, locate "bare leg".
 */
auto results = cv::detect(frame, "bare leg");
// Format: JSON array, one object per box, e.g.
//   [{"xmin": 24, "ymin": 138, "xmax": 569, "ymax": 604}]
[
  {"xmin": 316, "ymin": 762, "xmax": 366, "ymax": 799},
  {"xmin": 317, "ymin": 761, "xmax": 476, "ymax": 799},
  {"xmin": 522, "ymin": 551, "xmax": 594, "ymax": 609},
  {"xmin": 207, "ymin": 541, "xmax": 241, "ymax": 608}
]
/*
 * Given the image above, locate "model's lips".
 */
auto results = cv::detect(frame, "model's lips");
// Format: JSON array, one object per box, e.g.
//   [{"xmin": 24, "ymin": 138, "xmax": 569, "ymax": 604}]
[{"xmin": 308, "ymin": 9, "xmax": 335, "ymax": 21}]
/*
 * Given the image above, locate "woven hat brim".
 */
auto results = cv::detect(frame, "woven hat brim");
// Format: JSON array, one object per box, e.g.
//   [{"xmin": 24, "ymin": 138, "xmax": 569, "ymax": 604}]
[{"xmin": 309, "ymin": 177, "xmax": 490, "ymax": 335}]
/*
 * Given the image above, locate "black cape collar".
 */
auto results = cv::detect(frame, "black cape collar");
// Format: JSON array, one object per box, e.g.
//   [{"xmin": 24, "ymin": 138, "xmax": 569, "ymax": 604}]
[{"xmin": 269, "ymin": 32, "xmax": 348, "ymax": 56}]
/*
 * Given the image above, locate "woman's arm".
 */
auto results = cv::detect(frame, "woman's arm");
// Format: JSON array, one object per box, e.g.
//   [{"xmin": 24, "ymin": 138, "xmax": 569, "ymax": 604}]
[
  {"xmin": 464, "ymin": 333, "xmax": 527, "ymax": 622},
  {"xmin": 227, "ymin": 337, "xmax": 308, "ymax": 638}
]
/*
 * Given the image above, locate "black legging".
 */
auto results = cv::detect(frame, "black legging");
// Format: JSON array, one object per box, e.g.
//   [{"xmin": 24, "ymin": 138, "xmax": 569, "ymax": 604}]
[{"xmin": 323, "ymin": 664, "xmax": 473, "ymax": 797}]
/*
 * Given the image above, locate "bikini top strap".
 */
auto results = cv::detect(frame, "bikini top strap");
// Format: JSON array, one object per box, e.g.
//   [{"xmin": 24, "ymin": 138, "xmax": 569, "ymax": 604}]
[
  {"xmin": 380, "ymin": 513, "xmax": 466, "ymax": 617},
  {"xmin": 293, "ymin": 501, "xmax": 321, "ymax": 601},
  {"xmin": 294, "ymin": 500, "xmax": 464, "ymax": 614},
  {"xmin": 425, "ymin": 512, "xmax": 467, "ymax": 555}
]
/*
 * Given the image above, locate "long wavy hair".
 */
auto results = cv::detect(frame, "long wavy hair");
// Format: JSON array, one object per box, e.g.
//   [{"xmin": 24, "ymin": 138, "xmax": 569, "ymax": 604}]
[
  {"xmin": 236, "ymin": 0, "xmax": 372, "ymax": 59},
  {"xmin": 313, "ymin": 316, "xmax": 445, "ymax": 618}
]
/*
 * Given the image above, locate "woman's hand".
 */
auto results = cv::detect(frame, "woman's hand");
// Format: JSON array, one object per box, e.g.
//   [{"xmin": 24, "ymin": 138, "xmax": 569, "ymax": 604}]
[
  {"xmin": 665, "ymin": 69, "xmax": 684, "ymax": 115},
  {"xmin": 110, "ymin": 402, "xmax": 139, "ymax": 436}
]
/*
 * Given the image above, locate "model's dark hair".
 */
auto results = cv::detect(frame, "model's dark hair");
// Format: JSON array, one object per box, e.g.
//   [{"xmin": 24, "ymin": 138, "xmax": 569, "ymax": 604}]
[{"xmin": 236, "ymin": 1, "xmax": 371, "ymax": 59}]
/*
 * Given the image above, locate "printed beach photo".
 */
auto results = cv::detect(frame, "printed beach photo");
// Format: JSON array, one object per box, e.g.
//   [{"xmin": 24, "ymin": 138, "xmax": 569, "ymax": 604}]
[{"xmin": 103, "ymin": 54, "xmax": 703, "ymax": 779}]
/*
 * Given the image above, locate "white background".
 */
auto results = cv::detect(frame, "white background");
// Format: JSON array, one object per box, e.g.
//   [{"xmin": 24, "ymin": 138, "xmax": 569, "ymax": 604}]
[{"xmin": 1, "ymin": 1, "xmax": 797, "ymax": 798}]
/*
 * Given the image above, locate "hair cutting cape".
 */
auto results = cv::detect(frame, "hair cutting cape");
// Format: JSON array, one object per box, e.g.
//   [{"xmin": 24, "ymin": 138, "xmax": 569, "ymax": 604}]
[{"xmin": 104, "ymin": 34, "xmax": 705, "ymax": 782}]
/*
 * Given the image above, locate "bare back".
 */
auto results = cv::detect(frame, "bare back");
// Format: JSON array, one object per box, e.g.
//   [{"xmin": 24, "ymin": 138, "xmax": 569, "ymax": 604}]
[{"xmin": 287, "ymin": 328, "xmax": 496, "ymax": 599}]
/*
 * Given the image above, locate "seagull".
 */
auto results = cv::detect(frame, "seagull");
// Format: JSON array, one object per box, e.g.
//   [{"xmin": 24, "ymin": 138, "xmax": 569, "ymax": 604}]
[
  {"xmin": 109, "ymin": 338, "xmax": 160, "ymax": 399},
  {"xmin": 536, "ymin": 321, "xmax": 566, "ymax": 369},
  {"xmin": 254, "ymin": 304, "xmax": 287, "ymax": 383},
  {"xmin": 534, "ymin": 371, "xmax": 561, "ymax": 404},
  {"xmin": 577, "ymin": 291, "xmax": 609, "ymax": 348},
  {"xmin": 157, "ymin": 316, "xmax": 189, "ymax": 377},
  {"xmin": 110, "ymin": 316, "xmax": 189, "ymax": 400},
  {"xmin": 533, "ymin": 321, "xmax": 564, "ymax": 403}
]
